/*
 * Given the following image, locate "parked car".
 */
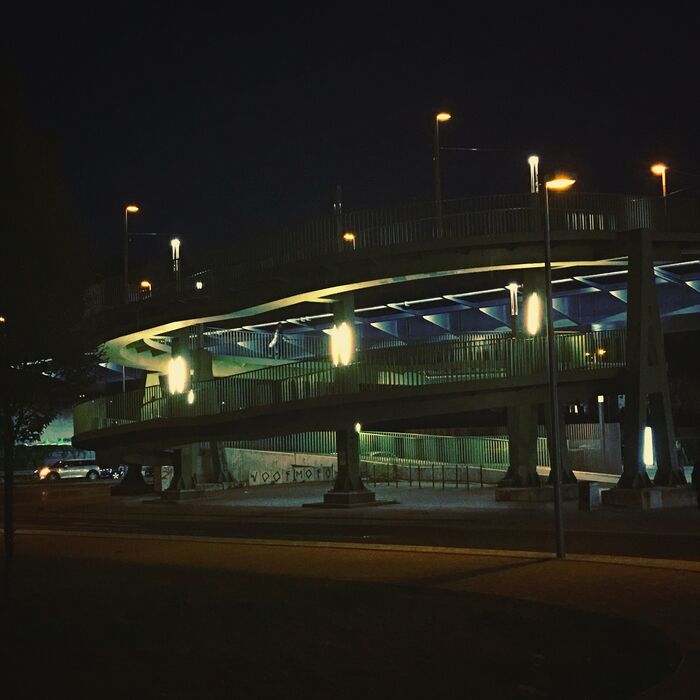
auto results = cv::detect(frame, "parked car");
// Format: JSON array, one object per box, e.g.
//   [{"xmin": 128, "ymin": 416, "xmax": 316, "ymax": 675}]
[{"xmin": 33, "ymin": 459, "xmax": 102, "ymax": 481}]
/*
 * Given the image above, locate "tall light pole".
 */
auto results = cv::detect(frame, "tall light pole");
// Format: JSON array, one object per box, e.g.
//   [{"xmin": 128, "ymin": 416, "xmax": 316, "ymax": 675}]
[
  {"xmin": 434, "ymin": 112, "xmax": 452, "ymax": 235},
  {"xmin": 124, "ymin": 204, "xmax": 140, "ymax": 303},
  {"xmin": 544, "ymin": 174, "xmax": 576, "ymax": 560},
  {"xmin": 651, "ymin": 163, "xmax": 668, "ymax": 197}
]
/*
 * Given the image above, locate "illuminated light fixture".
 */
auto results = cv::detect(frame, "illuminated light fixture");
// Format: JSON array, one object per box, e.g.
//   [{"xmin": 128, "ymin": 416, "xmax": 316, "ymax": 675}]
[
  {"xmin": 330, "ymin": 321, "xmax": 354, "ymax": 366},
  {"xmin": 343, "ymin": 231, "xmax": 356, "ymax": 250},
  {"xmin": 0, "ymin": 315, "xmax": 6, "ymax": 323},
  {"xmin": 39, "ymin": 466, "xmax": 51, "ymax": 478},
  {"xmin": 597, "ymin": 395, "xmax": 605, "ymax": 404},
  {"xmin": 596, "ymin": 348, "xmax": 606, "ymax": 357},
  {"xmin": 125, "ymin": 204, "xmax": 139, "ymax": 213},
  {"xmin": 167, "ymin": 356, "xmax": 189, "ymax": 394},
  {"xmin": 195, "ymin": 280, "xmax": 203, "ymax": 290},
  {"xmin": 546, "ymin": 176, "xmax": 576, "ymax": 191},
  {"xmin": 170, "ymin": 238, "xmax": 181, "ymax": 260},
  {"xmin": 436, "ymin": 112, "xmax": 452, "ymax": 122},
  {"xmin": 643, "ymin": 426, "xmax": 654, "ymax": 467},
  {"xmin": 354, "ymin": 422, "xmax": 362, "ymax": 434},
  {"xmin": 187, "ymin": 389, "xmax": 195, "ymax": 405},
  {"xmin": 527, "ymin": 155, "xmax": 540, "ymax": 193},
  {"xmin": 650, "ymin": 163, "xmax": 668, "ymax": 197},
  {"xmin": 524, "ymin": 292, "xmax": 542, "ymax": 335},
  {"xmin": 506, "ymin": 282, "xmax": 520, "ymax": 317},
  {"xmin": 140, "ymin": 280, "xmax": 152, "ymax": 290}
]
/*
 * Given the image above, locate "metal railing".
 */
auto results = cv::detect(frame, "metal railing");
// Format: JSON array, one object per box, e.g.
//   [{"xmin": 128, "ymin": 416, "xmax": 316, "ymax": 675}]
[
  {"xmin": 85, "ymin": 192, "xmax": 700, "ymax": 315},
  {"xmin": 74, "ymin": 330, "xmax": 626, "ymax": 437}
]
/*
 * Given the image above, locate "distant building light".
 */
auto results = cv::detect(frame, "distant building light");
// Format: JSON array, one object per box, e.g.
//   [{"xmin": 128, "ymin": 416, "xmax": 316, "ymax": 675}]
[{"xmin": 195, "ymin": 280, "xmax": 203, "ymax": 290}]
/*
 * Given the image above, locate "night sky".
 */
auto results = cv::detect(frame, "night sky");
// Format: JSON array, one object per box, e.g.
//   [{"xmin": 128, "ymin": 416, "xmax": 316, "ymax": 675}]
[{"xmin": 3, "ymin": 8, "xmax": 698, "ymax": 277}]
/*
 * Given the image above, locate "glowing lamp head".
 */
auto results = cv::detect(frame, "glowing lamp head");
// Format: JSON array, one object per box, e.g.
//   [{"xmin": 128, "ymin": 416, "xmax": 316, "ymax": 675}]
[
  {"xmin": 167, "ymin": 356, "xmax": 189, "ymax": 394},
  {"xmin": 343, "ymin": 232, "xmax": 356, "ymax": 242},
  {"xmin": 329, "ymin": 322, "xmax": 354, "ymax": 366},
  {"xmin": 546, "ymin": 177, "xmax": 576, "ymax": 191},
  {"xmin": 524, "ymin": 292, "xmax": 542, "ymax": 335},
  {"xmin": 125, "ymin": 205, "xmax": 139, "ymax": 213},
  {"xmin": 170, "ymin": 238, "xmax": 181, "ymax": 260},
  {"xmin": 650, "ymin": 163, "xmax": 667, "ymax": 176},
  {"xmin": 436, "ymin": 112, "xmax": 452, "ymax": 122},
  {"xmin": 527, "ymin": 155, "xmax": 539, "ymax": 167},
  {"xmin": 195, "ymin": 280, "xmax": 203, "ymax": 290},
  {"xmin": 140, "ymin": 280, "xmax": 151, "ymax": 290}
]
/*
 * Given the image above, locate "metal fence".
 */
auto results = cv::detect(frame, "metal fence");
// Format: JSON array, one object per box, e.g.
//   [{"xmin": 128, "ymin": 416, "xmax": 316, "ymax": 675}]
[
  {"xmin": 74, "ymin": 330, "xmax": 626, "ymax": 436},
  {"xmin": 85, "ymin": 192, "xmax": 700, "ymax": 314}
]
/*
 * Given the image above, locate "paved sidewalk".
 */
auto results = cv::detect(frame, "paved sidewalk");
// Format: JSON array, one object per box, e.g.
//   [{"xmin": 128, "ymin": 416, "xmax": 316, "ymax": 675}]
[{"xmin": 5, "ymin": 530, "xmax": 699, "ymax": 698}]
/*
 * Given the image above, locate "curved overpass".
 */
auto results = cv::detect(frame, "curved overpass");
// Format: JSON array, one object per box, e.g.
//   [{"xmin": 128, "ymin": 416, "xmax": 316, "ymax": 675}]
[
  {"xmin": 74, "ymin": 331, "xmax": 626, "ymax": 453},
  {"xmin": 86, "ymin": 192, "xmax": 700, "ymax": 375}
]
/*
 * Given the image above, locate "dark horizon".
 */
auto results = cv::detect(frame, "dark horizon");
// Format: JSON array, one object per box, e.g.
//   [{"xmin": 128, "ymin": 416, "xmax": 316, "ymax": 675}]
[{"xmin": 4, "ymin": 9, "xmax": 698, "ymax": 277}]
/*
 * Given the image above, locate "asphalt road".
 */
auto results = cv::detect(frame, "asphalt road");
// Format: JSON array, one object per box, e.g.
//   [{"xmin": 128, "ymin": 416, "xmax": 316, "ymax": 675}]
[
  {"xmin": 2, "ymin": 481, "xmax": 700, "ymax": 697},
  {"xmin": 3, "ymin": 480, "xmax": 700, "ymax": 561}
]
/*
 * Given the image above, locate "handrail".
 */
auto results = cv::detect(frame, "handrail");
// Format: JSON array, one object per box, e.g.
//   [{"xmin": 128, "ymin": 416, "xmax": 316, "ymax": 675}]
[
  {"xmin": 74, "ymin": 330, "xmax": 626, "ymax": 436},
  {"xmin": 85, "ymin": 192, "xmax": 700, "ymax": 315}
]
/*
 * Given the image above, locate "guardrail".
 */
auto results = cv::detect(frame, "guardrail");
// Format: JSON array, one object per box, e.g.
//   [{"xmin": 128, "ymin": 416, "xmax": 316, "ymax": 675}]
[
  {"xmin": 85, "ymin": 192, "xmax": 700, "ymax": 315},
  {"xmin": 74, "ymin": 330, "xmax": 626, "ymax": 437}
]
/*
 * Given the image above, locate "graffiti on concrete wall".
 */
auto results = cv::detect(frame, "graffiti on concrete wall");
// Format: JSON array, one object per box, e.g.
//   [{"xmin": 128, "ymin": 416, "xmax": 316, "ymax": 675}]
[{"xmin": 248, "ymin": 465, "xmax": 335, "ymax": 486}]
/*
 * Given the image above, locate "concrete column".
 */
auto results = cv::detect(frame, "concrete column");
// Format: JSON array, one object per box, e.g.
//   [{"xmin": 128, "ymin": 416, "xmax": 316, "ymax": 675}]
[
  {"xmin": 502, "ymin": 404, "xmax": 540, "ymax": 487},
  {"xmin": 169, "ymin": 444, "xmax": 198, "ymax": 491},
  {"xmin": 323, "ymin": 293, "xmax": 376, "ymax": 506},
  {"xmin": 619, "ymin": 231, "xmax": 684, "ymax": 487},
  {"xmin": 324, "ymin": 426, "xmax": 375, "ymax": 505},
  {"xmin": 501, "ymin": 269, "xmax": 547, "ymax": 487}
]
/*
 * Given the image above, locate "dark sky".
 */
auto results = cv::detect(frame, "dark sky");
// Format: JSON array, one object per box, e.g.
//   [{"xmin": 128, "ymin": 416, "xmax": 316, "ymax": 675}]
[{"xmin": 4, "ymin": 7, "xmax": 698, "ymax": 276}]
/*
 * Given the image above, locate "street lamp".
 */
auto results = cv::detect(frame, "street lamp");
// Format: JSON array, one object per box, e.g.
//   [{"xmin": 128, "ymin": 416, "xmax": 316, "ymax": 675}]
[
  {"xmin": 139, "ymin": 280, "xmax": 152, "ymax": 299},
  {"xmin": 170, "ymin": 238, "xmax": 181, "ymax": 294},
  {"xmin": 123, "ymin": 204, "xmax": 140, "ymax": 303},
  {"xmin": 528, "ymin": 155, "xmax": 540, "ymax": 194},
  {"xmin": 343, "ymin": 232, "xmax": 356, "ymax": 250},
  {"xmin": 651, "ymin": 163, "xmax": 668, "ymax": 197},
  {"xmin": 544, "ymin": 173, "xmax": 576, "ymax": 560},
  {"xmin": 434, "ymin": 112, "xmax": 452, "ymax": 235}
]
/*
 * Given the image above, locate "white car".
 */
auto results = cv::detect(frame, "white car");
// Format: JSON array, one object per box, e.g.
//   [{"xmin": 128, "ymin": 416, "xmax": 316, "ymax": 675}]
[{"xmin": 34, "ymin": 459, "xmax": 102, "ymax": 481}]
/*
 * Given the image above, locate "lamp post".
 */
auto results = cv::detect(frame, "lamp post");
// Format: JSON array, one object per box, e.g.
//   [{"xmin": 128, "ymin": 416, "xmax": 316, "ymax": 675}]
[
  {"xmin": 651, "ymin": 163, "xmax": 668, "ymax": 197},
  {"xmin": 170, "ymin": 238, "xmax": 181, "ymax": 295},
  {"xmin": 123, "ymin": 204, "xmax": 140, "ymax": 303},
  {"xmin": 434, "ymin": 112, "xmax": 452, "ymax": 235},
  {"xmin": 528, "ymin": 155, "xmax": 540, "ymax": 194},
  {"xmin": 544, "ymin": 175, "xmax": 576, "ymax": 560},
  {"xmin": 343, "ymin": 232, "xmax": 356, "ymax": 251}
]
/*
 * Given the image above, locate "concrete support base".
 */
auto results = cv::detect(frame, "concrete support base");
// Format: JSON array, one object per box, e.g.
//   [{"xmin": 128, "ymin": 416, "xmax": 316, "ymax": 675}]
[
  {"xmin": 304, "ymin": 491, "xmax": 397, "ymax": 509},
  {"xmin": 495, "ymin": 483, "xmax": 578, "ymax": 503},
  {"xmin": 602, "ymin": 486, "xmax": 696, "ymax": 510}
]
